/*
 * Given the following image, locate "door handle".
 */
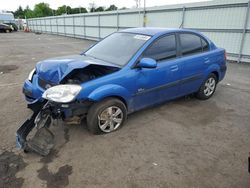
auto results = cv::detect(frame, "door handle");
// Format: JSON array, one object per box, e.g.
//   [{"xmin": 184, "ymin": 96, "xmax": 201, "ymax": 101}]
[{"xmin": 170, "ymin": 65, "xmax": 179, "ymax": 72}]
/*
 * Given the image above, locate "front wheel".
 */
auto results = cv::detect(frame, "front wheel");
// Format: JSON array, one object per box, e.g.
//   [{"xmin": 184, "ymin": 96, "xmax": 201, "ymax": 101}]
[
  {"xmin": 87, "ymin": 98, "xmax": 127, "ymax": 134},
  {"xmin": 196, "ymin": 73, "xmax": 218, "ymax": 100}
]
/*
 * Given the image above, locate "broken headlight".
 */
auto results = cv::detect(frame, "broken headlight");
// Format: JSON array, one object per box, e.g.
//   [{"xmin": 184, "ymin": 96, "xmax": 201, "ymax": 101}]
[
  {"xmin": 28, "ymin": 68, "xmax": 36, "ymax": 81},
  {"xmin": 42, "ymin": 84, "xmax": 82, "ymax": 103}
]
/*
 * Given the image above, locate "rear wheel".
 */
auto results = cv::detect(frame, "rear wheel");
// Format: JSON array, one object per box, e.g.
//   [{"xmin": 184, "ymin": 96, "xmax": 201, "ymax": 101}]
[
  {"xmin": 87, "ymin": 98, "xmax": 127, "ymax": 134},
  {"xmin": 196, "ymin": 73, "xmax": 217, "ymax": 100}
]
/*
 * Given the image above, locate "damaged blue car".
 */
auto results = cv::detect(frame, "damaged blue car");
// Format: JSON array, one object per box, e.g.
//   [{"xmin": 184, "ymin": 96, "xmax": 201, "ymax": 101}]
[{"xmin": 17, "ymin": 28, "xmax": 227, "ymax": 155}]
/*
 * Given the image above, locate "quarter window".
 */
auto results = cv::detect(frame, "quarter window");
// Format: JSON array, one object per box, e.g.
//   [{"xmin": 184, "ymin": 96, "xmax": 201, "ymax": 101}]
[
  {"xmin": 143, "ymin": 35, "xmax": 177, "ymax": 61},
  {"xmin": 201, "ymin": 38, "xmax": 209, "ymax": 52},
  {"xmin": 180, "ymin": 34, "xmax": 203, "ymax": 56}
]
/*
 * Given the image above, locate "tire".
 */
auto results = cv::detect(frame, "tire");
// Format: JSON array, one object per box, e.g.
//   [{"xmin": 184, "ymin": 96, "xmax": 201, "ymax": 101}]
[
  {"xmin": 87, "ymin": 98, "xmax": 127, "ymax": 134},
  {"xmin": 196, "ymin": 73, "xmax": 218, "ymax": 100}
]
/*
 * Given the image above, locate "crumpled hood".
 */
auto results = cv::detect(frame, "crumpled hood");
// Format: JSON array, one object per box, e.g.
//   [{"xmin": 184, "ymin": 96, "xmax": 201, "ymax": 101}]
[{"xmin": 36, "ymin": 55, "xmax": 119, "ymax": 83}]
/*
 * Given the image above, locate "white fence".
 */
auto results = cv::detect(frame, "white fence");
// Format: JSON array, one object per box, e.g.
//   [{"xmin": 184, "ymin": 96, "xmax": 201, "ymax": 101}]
[{"xmin": 27, "ymin": 0, "xmax": 250, "ymax": 63}]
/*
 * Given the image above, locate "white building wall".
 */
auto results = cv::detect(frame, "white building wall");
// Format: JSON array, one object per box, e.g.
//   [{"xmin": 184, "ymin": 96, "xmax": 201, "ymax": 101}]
[{"xmin": 27, "ymin": 0, "xmax": 250, "ymax": 63}]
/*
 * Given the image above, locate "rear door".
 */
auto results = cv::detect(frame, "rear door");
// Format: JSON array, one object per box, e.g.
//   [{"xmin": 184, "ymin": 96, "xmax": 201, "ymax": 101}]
[
  {"xmin": 132, "ymin": 34, "xmax": 181, "ymax": 110},
  {"xmin": 178, "ymin": 33, "xmax": 209, "ymax": 95}
]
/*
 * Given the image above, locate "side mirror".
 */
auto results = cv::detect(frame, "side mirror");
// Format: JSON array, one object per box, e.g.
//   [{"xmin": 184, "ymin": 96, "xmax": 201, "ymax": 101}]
[{"xmin": 137, "ymin": 58, "xmax": 157, "ymax": 69}]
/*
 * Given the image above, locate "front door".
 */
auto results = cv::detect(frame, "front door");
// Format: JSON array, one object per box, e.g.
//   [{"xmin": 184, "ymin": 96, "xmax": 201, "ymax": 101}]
[{"xmin": 132, "ymin": 34, "xmax": 181, "ymax": 111}]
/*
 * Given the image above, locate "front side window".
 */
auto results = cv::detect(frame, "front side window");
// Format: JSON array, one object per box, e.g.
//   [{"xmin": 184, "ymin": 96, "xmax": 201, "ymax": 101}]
[
  {"xmin": 143, "ymin": 34, "xmax": 177, "ymax": 61},
  {"xmin": 180, "ymin": 33, "xmax": 203, "ymax": 56},
  {"xmin": 85, "ymin": 32, "xmax": 151, "ymax": 66}
]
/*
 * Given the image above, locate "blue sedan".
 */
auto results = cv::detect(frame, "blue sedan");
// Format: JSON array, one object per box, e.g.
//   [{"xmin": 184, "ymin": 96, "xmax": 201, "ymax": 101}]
[{"xmin": 22, "ymin": 27, "xmax": 227, "ymax": 135}]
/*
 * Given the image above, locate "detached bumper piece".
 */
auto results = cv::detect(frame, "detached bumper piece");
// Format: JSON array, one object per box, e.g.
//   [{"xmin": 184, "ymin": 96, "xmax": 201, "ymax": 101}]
[
  {"xmin": 16, "ymin": 105, "xmax": 55, "ymax": 156},
  {"xmin": 16, "ymin": 100, "xmax": 91, "ymax": 156},
  {"xmin": 27, "ymin": 126, "xmax": 54, "ymax": 156}
]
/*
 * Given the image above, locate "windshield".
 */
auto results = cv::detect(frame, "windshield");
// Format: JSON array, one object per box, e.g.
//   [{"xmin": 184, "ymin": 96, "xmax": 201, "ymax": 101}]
[{"xmin": 85, "ymin": 32, "xmax": 151, "ymax": 66}]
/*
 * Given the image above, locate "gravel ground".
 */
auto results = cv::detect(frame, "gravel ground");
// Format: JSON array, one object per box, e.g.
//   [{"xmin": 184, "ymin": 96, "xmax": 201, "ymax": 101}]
[{"xmin": 0, "ymin": 32, "xmax": 250, "ymax": 188}]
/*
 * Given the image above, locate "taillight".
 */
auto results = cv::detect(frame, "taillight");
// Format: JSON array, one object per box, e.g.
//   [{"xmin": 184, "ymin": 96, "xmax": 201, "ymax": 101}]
[{"xmin": 224, "ymin": 50, "xmax": 227, "ymax": 61}]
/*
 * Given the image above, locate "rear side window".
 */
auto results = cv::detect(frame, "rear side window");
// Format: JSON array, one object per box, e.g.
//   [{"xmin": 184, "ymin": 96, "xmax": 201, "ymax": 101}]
[
  {"xmin": 201, "ymin": 38, "xmax": 209, "ymax": 52},
  {"xmin": 143, "ymin": 35, "xmax": 177, "ymax": 61},
  {"xmin": 180, "ymin": 33, "xmax": 209, "ymax": 56}
]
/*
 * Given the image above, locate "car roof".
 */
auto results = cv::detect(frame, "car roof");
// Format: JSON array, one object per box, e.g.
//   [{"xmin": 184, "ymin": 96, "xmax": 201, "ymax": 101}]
[{"xmin": 121, "ymin": 27, "xmax": 199, "ymax": 36}]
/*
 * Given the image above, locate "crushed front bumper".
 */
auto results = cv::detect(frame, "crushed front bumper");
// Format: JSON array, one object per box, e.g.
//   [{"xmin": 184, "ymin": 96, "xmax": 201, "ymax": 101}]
[
  {"xmin": 23, "ymin": 75, "xmax": 50, "ymax": 112},
  {"xmin": 23, "ymin": 75, "xmax": 44, "ymax": 103},
  {"xmin": 16, "ymin": 100, "xmax": 92, "ymax": 156}
]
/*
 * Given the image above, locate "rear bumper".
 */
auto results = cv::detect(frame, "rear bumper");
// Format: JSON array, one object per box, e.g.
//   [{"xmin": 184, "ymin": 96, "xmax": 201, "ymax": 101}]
[
  {"xmin": 220, "ymin": 64, "xmax": 227, "ymax": 73},
  {"xmin": 219, "ymin": 64, "xmax": 227, "ymax": 81}
]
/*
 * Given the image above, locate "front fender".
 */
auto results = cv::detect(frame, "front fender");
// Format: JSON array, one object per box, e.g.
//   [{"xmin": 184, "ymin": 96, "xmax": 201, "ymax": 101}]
[{"xmin": 87, "ymin": 84, "xmax": 131, "ymax": 103}]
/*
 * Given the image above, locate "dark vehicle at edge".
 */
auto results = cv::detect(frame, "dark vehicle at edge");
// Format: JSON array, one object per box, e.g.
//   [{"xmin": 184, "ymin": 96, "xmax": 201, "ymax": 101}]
[
  {"xmin": 0, "ymin": 23, "xmax": 12, "ymax": 33},
  {"xmin": 4, "ymin": 22, "xmax": 18, "ymax": 31}
]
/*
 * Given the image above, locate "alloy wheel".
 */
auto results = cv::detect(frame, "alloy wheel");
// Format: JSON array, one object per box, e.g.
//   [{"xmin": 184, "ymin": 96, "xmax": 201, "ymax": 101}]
[
  {"xmin": 98, "ymin": 106, "xmax": 123, "ymax": 133},
  {"xmin": 204, "ymin": 77, "xmax": 216, "ymax": 96}
]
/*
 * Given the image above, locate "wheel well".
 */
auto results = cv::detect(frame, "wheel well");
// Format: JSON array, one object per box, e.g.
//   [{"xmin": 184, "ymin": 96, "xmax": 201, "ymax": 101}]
[
  {"xmin": 99, "ymin": 96, "xmax": 127, "ymax": 109},
  {"xmin": 211, "ymin": 71, "xmax": 219, "ymax": 81}
]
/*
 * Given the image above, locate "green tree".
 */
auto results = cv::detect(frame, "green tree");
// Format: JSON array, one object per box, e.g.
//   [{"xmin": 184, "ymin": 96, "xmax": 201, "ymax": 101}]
[
  {"xmin": 56, "ymin": 5, "xmax": 66, "ymax": 15},
  {"xmin": 56, "ymin": 5, "xmax": 73, "ymax": 15},
  {"xmin": 71, "ymin": 7, "xmax": 88, "ymax": 14},
  {"xmin": 66, "ymin": 6, "xmax": 72, "ymax": 14},
  {"xmin": 14, "ymin": 6, "xmax": 25, "ymax": 18},
  {"xmin": 105, "ymin": 5, "xmax": 118, "ymax": 11},
  {"xmin": 32, "ymin": 3, "xmax": 52, "ymax": 17},
  {"xmin": 79, "ymin": 7, "xmax": 88, "ymax": 13},
  {"xmin": 95, "ymin": 6, "xmax": 105, "ymax": 12},
  {"xmin": 24, "ymin": 6, "xmax": 34, "ymax": 18},
  {"xmin": 51, "ymin": 9, "xmax": 56, "ymax": 16}
]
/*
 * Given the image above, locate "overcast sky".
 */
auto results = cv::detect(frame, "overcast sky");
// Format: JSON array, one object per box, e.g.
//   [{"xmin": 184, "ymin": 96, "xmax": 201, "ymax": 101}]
[{"xmin": 2, "ymin": 0, "xmax": 210, "ymax": 11}]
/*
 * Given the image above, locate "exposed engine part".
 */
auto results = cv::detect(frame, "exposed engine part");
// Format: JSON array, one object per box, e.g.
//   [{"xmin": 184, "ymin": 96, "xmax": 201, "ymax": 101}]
[{"xmin": 61, "ymin": 64, "xmax": 120, "ymax": 84}]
